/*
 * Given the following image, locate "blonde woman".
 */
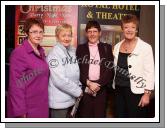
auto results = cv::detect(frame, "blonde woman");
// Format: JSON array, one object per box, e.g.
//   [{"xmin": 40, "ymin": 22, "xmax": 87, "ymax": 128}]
[{"xmin": 46, "ymin": 23, "xmax": 82, "ymax": 118}]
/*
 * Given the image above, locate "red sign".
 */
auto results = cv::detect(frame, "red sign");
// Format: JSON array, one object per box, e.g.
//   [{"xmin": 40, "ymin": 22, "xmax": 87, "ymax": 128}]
[{"xmin": 15, "ymin": 5, "xmax": 78, "ymax": 54}]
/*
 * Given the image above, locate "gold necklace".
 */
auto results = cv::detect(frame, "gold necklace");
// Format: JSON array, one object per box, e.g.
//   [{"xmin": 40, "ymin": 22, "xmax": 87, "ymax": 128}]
[
  {"xmin": 123, "ymin": 42, "xmax": 130, "ymax": 53},
  {"xmin": 124, "ymin": 46, "xmax": 128, "ymax": 52},
  {"xmin": 123, "ymin": 39, "xmax": 136, "ymax": 53}
]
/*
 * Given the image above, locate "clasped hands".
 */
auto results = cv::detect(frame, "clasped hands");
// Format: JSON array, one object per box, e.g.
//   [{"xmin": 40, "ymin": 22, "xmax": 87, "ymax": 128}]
[{"xmin": 86, "ymin": 80, "xmax": 101, "ymax": 96}]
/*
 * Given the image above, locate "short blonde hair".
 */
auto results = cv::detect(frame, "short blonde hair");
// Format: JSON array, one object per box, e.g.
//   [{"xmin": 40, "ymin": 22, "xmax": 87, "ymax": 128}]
[{"xmin": 55, "ymin": 23, "xmax": 72, "ymax": 38}]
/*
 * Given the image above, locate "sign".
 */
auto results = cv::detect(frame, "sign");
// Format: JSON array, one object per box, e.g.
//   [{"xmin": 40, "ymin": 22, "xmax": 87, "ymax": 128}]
[
  {"xmin": 78, "ymin": 5, "xmax": 140, "ymax": 45},
  {"xmin": 15, "ymin": 5, "xmax": 78, "ymax": 54}
]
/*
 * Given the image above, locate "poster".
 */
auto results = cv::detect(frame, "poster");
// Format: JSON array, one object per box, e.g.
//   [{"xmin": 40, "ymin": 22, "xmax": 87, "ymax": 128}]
[{"xmin": 15, "ymin": 5, "xmax": 78, "ymax": 54}]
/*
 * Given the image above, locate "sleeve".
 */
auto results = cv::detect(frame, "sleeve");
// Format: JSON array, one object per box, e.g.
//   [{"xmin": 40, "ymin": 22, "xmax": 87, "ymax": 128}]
[
  {"xmin": 76, "ymin": 45, "xmax": 87, "ymax": 86},
  {"xmin": 46, "ymin": 49, "xmax": 82, "ymax": 97},
  {"xmin": 107, "ymin": 44, "xmax": 115, "ymax": 80},
  {"xmin": 7, "ymin": 50, "xmax": 27, "ymax": 117},
  {"xmin": 143, "ymin": 45, "xmax": 154, "ymax": 90}
]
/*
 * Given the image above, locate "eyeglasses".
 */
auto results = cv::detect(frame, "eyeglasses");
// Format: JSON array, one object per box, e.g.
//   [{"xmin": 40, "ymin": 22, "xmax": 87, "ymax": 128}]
[{"xmin": 29, "ymin": 31, "xmax": 44, "ymax": 35}]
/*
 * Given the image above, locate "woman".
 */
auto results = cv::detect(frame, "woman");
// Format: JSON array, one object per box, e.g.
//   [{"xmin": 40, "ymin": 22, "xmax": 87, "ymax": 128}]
[
  {"xmin": 7, "ymin": 17, "xmax": 49, "ymax": 118},
  {"xmin": 112, "ymin": 14, "xmax": 154, "ymax": 117},
  {"xmin": 76, "ymin": 20, "xmax": 114, "ymax": 117},
  {"xmin": 46, "ymin": 23, "xmax": 82, "ymax": 118}
]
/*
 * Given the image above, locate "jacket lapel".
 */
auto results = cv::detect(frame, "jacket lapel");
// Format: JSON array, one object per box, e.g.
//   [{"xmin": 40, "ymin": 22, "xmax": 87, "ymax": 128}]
[
  {"xmin": 98, "ymin": 42, "xmax": 107, "ymax": 79},
  {"xmin": 83, "ymin": 43, "xmax": 90, "ymax": 79}
]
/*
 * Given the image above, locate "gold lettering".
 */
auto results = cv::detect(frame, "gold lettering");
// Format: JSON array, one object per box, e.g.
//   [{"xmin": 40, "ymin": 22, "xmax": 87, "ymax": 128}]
[
  {"xmin": 111, "ymin": 5, "xmax": 118, "ymax": 9},
  {"xmin": 87, "ymin": 11, "xmax": 93, "ymax": 19},
  {"xmin": 95, "ymin": 5, "xmax": 110, "ymax": 9},
  {"xmin": 101, "ymin": 12, "xmax": 108, "ymax": 19},
  {"xmin": 113, "ymin": 13, "xmax": 118, "ymax": 20},
  {"xmin": 119, "ymin": 13, "xmax": 127, "ymax": 20},
  {"xmin": 96, "ymin": 12, "xmax": 101, "ymax": 19},
  {"xmin": 107, "ymin": 13, "xmax": 113, "ymax": 19},
  {"xmin": 118, "ymin": 5, "xmax": 125, "ymax": 10},
  {"xmin": 110, "ymin": 5, "xmax": 139, "ymax": 11},
  {"xmin": 134, "ymin": 5, "xmax": 139, "ymax": 11},
  {"xmin": 96, "ymin": 12, "xmax": 128, "ymax": 20}
]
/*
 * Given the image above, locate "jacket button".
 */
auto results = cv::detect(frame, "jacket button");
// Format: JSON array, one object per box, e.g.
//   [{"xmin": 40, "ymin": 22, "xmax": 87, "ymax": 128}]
[{"xmin": 128, "ymin": 65, "xmax": 132, "ymax": 68}]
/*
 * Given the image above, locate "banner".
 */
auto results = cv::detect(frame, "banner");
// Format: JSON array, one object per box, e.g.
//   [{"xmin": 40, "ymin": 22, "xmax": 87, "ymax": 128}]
[
  {"xmin": 15, "ymin": 5, "xmax": 78, "ymax": 54},
  {"xmin": 78, "ymin": 5, "xmax": 140, "ymax": 46},
  {"xmin": 15, "ymin": 5, "xmax": 140, "ymax": 52}
]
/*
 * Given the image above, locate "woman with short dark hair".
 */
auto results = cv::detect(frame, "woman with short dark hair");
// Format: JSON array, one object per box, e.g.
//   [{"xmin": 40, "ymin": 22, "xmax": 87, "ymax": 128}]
[
  {"xmin": 7, "ymin": 17, "xmax": 49, "ymax": 118},
  {"xmin": 76, "ymin": 20, "xmax": 114, "ymax": 117}
]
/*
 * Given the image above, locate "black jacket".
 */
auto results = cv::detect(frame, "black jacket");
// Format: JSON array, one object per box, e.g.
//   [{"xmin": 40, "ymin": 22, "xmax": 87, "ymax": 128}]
[{"xmin": 76, "ymin": 42, "xmax": 114, "ymax": 88}]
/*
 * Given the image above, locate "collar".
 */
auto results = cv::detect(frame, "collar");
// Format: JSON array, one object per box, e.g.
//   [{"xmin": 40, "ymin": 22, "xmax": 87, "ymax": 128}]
[
  {"xmin": 55, "ymin": 42, "xmax": 75, "ymax": 56},
  {"xmin": 119, "ymin": 37, "xmax": 140, "ymax": 56},
  {"xmin": 56, "ymin": 42, "xmax": 70, "ymax": 51},
  {"xmin": 130, "ymin": 37, "xmax": 140, "ymax": 56},
  {"xmin": 22, "ymin": 39, "xmax": 45, "ymax": 56},
  {"xmin": 88, "ymin": 41, "xmax": 99, "ymax": 47},
  {"xmin": 22, "ymin": 39, "xmax": 34, "ymax": 53}
]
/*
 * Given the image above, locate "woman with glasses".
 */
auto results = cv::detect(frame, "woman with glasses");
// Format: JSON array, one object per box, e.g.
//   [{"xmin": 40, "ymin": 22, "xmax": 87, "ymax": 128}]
[
  {"xmin": 46, "ymin": 23, "xmax": 83, "ymax": 118},
  {"xmin": 7, "ymin": 17, "xmax": 49, "ymax": 118},
  {"xmin": 112, "ymin": 14, "xmax": 154, "ymax": 117}
]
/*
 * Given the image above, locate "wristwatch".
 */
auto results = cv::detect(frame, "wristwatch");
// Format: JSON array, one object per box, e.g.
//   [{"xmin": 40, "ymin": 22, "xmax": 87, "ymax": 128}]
[{"xmin": 144, "ymin": 89, "xmax": 152, "ymax": 94}]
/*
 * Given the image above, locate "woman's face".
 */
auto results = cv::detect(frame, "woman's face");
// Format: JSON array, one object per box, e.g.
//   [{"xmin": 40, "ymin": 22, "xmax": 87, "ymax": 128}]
[
  {"xmin": 27, "ymin": 24, "xmax": 44, "ymax": 46},
  {"xmin": 86, "ymin": 27, "xmax": 101, "ymax": 44},
  {"xmin": 57, "ymin": 29, "xmax": 72, "ymax": 47},
  {"xmin": 122, "ymin": 22, "xmax": 137, "ymax": 40}
]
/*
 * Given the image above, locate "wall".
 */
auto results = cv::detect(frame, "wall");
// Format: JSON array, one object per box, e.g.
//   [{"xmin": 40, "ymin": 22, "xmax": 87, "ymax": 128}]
[{"xmin": 139, "ymin": 5, "xmax": 155, "ymax": 55}]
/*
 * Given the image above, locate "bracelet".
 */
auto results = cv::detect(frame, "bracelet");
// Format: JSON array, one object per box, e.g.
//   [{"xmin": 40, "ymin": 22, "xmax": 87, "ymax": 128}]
[{"xmin": 144, "ymin": 90, "xmax": 152, "ymax": 94}]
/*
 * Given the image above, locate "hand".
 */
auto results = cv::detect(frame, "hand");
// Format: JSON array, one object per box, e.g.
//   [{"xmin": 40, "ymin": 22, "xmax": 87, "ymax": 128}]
[
  {"xmin": 85, "ymin": 87, "xmax": 94, "ymax": 95},
  {"xmin": 87, "ymin": 81, "xmax": 100, "ymax": 93},
  {"xmin": 85, "ymin": 87, "xmax": 97, "ymax": 97},
  {"xmin": 138, "ymin": 93, "xmax": 150, "ymax": 107}
]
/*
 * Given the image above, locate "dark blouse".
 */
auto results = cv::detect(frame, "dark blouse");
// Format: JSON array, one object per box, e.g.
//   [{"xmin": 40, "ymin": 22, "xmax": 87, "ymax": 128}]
[{"xmin": 115, "ymin": 52, "xmax": 131, "ymax": 87}]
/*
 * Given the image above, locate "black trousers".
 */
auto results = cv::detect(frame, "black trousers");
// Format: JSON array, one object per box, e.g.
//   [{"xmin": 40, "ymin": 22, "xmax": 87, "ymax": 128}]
[
  {"xmin": 77, "ymin": 87, "xmax": 107, "ymax": 118},
  {"xmin": 114, "ymin": 85, "xmax": 149, "ymax": 118}
]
